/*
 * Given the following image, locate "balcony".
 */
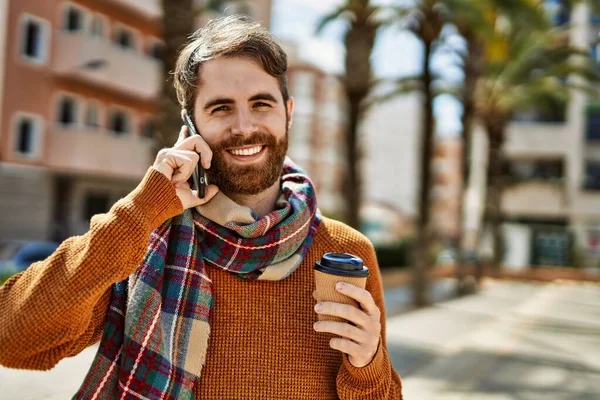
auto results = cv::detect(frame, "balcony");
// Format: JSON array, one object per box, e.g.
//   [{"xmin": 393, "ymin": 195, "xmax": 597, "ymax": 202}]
[
  {"xmin": 46, "ymin": 125, "xmax": 154, "ymax": 179},
  {"xmin": 504, "ymin": 122, "xmax": 569, "ymax": 158},
  {"xmin": 502, "ymin": 182, "xmax": 566, "ymax": 217},
  {"xmin": 52, "ymin": 32, "xmax": 161, "ymax": 100},
  {"xmin": 103, "ymin": 0, "xmax": 161, "ymax": 19}
]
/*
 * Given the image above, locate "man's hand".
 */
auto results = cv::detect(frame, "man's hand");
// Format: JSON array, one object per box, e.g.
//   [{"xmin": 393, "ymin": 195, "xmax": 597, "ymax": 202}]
[
  {"xmin": 313, "ymin": 282, "xmax": 382, "ymax": 368},
  {"xmin": 152, "ymin": 126, "xmax": 218, "ymax": 210}
]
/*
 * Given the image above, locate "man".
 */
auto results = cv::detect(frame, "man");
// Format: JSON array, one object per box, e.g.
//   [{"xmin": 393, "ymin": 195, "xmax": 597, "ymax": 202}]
[{"xmin": 0, "ymin": 16, "xmax": 402, "ymax": 399}]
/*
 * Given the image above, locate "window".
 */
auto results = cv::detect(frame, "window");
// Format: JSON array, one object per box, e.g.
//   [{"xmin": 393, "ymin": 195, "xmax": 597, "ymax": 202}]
[
  {"xmin": 85, "ymin": 104, "xmax": 99, "ymax": 129},
  {"xmin": 64, "ymin": 7, "xmax": 84, "ymax": 32},
  {"xmin": 20, "ymin": 16, "xmax": 49, "ymax": 63},
  {"xmin": 141, "ymin": 119, "xmax": 156, "ymax": 138},
  {"xmin": 15, "ymin": 119, "xmax": 33, "ymax": 154},
  {"xmin": 114, "ymin": 28, "xmax": 135, "ymax": 50},
  {"xmin": 90, "ymin": 16, "xmax": 104, "ymax": 37},
  {"xmin": 584, "ymin": 161, "xmax": 600, "ymax": 191},
  {"xmin": 83, "ymin": 192, "xmax": 110, "ymax": 221},
  {"xmin": 13, "ymin": 115, "xmax": 41, "ymax": 156},
  {"xmin": 110, "ymin": 111, "xmax": 129, "ymax": 135},
  {"xmin": 57, "ymin": 96, "xmax": 78, "ymax": 126},
  {"xmin": 586, "ymin": 106, "xmax": 600, "ymax": 141},
  {"xmin": 509, "ymin": 159, "xmax": 564, "ymax": 181}
]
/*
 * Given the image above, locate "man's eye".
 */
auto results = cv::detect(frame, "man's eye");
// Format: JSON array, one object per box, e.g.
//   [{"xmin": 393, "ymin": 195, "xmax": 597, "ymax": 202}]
[
  {"xmin": 212, "ymin": 106, "xmax": 230, "ymax": 113},
  {"xmin": 254, "ymin": 102, "xmax": 271, "ymax": 108}
]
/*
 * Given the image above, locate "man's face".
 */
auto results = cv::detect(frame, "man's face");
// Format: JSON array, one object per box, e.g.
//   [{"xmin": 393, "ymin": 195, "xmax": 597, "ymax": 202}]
[{"xmin": 192, "ymin": 56, "xmax": 293, "ymax": 196}]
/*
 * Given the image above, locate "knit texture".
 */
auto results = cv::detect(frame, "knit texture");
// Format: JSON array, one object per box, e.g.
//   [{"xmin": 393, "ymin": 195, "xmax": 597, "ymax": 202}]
[
  {"xmin": 0, "ymin": 167, "xmax": 403, "ymax": 399},
  {"xmin": 314, "ymin": 270, "xmax": 367, "ymax": 323},
  {"xmin": 75, "ymin": 159, "xmax": 320, "ymax": 399}
]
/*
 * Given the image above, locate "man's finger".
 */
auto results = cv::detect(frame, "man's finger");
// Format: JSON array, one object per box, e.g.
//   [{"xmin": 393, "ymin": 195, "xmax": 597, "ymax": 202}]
[
  {"xmin": 314, "ymin": 302, "xmax": 370, "ymax": 327},
  {"xmin": 175, "ymin": 125, "xmax": 188, "ymax": 145},
  {"xmin": 313, "ymin": 321, "xmax": 367, "ymax": 343},
  {"xmin": 173, "ymin": 135, "xmax": 212, "ymax": 169},
  {"xmin": 336, "ymin": 283, "xmax": 380, "ymax": 319}
]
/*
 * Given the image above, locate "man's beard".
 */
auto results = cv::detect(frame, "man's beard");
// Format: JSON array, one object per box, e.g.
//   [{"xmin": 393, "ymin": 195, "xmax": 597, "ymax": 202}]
[{"xmin": 206, "ymin": 128, "xmax": 288, "ymax": 196}]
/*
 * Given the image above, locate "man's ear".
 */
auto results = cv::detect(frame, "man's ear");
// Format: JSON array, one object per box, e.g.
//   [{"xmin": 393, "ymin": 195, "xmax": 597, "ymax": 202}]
[{"xmin": 286, "ymin": 97, "xmax": 294, "ymax": 129}]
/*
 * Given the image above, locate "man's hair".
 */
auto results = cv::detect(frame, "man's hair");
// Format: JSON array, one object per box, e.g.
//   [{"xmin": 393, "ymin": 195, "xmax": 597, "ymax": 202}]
[{"xmin": 174, "ymin": 15, "xmax": 289, "ymax": 114}]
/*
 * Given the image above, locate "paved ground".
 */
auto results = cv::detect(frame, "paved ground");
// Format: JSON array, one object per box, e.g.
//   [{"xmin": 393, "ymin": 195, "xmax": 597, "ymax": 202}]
[
  {"xmin": 1, "ymin": 279, "xmax": 598, "ymax": 399},
  {"xmin": 388, "ymin": 280, "xmax": 600, "ymax": 399}
]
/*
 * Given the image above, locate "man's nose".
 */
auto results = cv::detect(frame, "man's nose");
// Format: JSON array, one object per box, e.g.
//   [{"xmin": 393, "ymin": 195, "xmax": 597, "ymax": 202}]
[{"xmin": 231, "ymin": 108, "xmax": 258, "ymax": 136}]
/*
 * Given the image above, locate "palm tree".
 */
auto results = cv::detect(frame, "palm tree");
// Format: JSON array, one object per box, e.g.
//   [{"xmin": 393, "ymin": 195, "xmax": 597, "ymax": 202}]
[
  {"xmin": 318, "ymin": 0, "xmax": 382, "ymax": 230},
  {"xmin": 451, "ymin": 0, "xmax": 547, "ymax": 294},
  {"xmin": 476, "ymin": 21, "xmax": 600, "ymax": 271},
  {"xmin": 158, "ymin": 0, "xmax": 242, "ymax": 148},
  {"xmin": 381, "ymin": 0, "xmax": 485, "ymax": 307}
]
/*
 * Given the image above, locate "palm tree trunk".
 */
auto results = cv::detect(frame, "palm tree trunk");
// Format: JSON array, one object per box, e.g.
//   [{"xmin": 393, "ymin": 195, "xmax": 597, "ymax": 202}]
[
  {"xmin": 412, "ymin": 38, "xmax": 435, "ymax": 308},
  {"xmin": 158, "ymin": 0, "xmax": 195, "ymax": 148},
  {"xmin": 342, "ymin": 22, "xmax": 376, "ymax": 230},
  {"xmin": 455, "ymin": 34, "xmax": 483, "ymax": 295},
  {"xmin": 484, "ymin": 119, "xmax": 506, "ymax": 272},
  {"xmin": 344, "ymin": 95, "xmax": 362, "ymax": 230}
]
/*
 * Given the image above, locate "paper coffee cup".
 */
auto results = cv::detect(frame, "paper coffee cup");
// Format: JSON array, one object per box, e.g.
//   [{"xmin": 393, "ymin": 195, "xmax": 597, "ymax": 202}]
[{"xmin": 314, "ymin": 253, "xmax": 369, "ymax": 322}]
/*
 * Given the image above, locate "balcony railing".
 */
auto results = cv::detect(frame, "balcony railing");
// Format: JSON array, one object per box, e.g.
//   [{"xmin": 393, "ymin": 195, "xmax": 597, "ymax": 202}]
[
  {"xmin": 52, "ymin": 32, "xmax": 161, "ymax": 100},
  {"xmin": 502, "ymin": 181, "xmax": 566, "ymax": 217},
  {"xmin": 46, "ymin": 125, "xmax": 154, "ymax": 179},
  {"xmin": 505, "ymin": 122, "xmax": 569, "ymax": 158},
  {"xmin": 103, "ymin": 0, "xmax": 161, "ymax": 19}
]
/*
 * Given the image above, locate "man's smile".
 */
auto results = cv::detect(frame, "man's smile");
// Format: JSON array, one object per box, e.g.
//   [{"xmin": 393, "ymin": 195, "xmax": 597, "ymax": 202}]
[{"xmin": 226, "ymin": 144, "xmax": 267, "ymax": 162}]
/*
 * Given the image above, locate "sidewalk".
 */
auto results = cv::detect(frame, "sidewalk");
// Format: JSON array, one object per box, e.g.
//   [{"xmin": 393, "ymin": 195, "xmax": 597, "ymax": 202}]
[{"xmin": 387, "ymin": 280, "xmax": 600, "ymax": 399}]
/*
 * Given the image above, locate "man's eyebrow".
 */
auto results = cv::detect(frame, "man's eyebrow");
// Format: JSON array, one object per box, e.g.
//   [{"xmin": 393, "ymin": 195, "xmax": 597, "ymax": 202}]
[
  {"xmin": 249, "ymin": 93, "xmax": 279, "ymax": 103},
  {"xmin": 203, "ymin": 97, "xmax": 234, "ymax": 111}
]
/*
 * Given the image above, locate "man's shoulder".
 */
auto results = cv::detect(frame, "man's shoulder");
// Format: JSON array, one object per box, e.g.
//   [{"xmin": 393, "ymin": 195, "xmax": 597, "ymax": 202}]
[{"xmin": 316, "ymin": 217, "xmax": 375, "ymax": 255}]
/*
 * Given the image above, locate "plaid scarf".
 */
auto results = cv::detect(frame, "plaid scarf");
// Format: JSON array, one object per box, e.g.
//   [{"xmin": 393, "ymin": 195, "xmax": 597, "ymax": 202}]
[{"xmin": 74, "ymin": 158, "xmax": 320, "ymax": 400}]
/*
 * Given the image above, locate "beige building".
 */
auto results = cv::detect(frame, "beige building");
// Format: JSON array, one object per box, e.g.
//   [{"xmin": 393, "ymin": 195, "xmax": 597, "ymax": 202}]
[
  {"xmin": 471, "ymin": 2, "xmax": 600, "ymax": 268},
  {"xmin": 283, "ymin": 41, "xmax": 348, "ymax": 217},
  {"xmin": 0, "ymin": 0, "xmax": 271, "ymax": 242}
]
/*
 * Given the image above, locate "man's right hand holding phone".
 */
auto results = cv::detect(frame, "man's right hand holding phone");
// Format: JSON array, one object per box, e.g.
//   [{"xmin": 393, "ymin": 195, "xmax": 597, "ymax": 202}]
[{"xmin": 152, "ymin": 125, "xmax": 219, "ymax": 210}]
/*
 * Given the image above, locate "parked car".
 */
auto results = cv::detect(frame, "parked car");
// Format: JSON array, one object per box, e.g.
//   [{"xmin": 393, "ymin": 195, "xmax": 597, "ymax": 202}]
[
  {"xmin": 435, "ymin": 248, "xmax": 457, "ymax": 266},
  {"xmin": 0, "ymin": 240, "xmax": 60, "ymax": 277}
]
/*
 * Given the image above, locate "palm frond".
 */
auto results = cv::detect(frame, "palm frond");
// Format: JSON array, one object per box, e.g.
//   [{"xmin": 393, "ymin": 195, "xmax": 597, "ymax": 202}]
[
  {"xmin": 366, "ymin": 74, "xmax": 423, "ymax": 108},
  {"xmin": 316, "ymin": 5, "xmax": 353, "ymax": 34}
]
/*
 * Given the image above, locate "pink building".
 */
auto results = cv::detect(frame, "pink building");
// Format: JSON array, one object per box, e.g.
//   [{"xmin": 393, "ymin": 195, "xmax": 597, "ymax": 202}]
[{"xmin": 0, "ymin": 0, "xmax": 271, "ymax": 241}]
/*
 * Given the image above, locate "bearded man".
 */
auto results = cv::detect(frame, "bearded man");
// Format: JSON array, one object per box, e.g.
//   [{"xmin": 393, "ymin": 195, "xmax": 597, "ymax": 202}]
[{"xmin": 0, "ymin": 15, "xmax": 402, "ymax": 400}]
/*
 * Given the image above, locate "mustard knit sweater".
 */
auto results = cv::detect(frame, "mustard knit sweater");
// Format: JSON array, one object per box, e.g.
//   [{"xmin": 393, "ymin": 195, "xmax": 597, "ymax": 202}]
[{"xmin": 0, "ymin": 168, "xmax": 402, "ymax": 399}]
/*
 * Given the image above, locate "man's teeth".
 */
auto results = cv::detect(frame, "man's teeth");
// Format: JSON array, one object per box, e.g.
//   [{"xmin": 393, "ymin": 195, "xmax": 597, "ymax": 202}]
[{"xmin": 229, "ymin": 146, "xmax": 263, "ymax": 156}]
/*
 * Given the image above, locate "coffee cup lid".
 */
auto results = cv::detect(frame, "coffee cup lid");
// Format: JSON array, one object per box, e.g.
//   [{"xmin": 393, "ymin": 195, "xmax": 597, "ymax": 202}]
[{"xmin": 315, "ymin": 253, "xmax": 369, "ymax": 277}]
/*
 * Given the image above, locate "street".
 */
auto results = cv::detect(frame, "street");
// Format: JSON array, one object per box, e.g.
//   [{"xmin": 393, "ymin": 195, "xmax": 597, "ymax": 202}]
[{"xmin": 0, "ymin": 280, "xmax": 598, "ymax": 399}]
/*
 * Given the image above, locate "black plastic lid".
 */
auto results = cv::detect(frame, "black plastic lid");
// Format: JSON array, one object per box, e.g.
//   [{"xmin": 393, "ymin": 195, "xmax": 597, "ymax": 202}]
[{"xmin": 314, "ymin": 253, "xmax": 369, "ymax": 278}]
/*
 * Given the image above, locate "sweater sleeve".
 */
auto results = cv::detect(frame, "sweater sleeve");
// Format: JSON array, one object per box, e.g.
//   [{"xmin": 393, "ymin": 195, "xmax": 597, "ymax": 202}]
[
  {"xmin": 336, "ymin": 240, "xmax": 403, "ymax": 399},
  {"xmin": 0, "ymin": 167, "xmax": 183, "ymax": 370}
]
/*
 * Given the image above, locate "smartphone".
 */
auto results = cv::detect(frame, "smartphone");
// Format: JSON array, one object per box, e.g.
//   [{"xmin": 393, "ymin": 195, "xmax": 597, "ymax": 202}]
[{"xmin": 182, "ymin": 111, "xmax": 207, "ymax": 199}]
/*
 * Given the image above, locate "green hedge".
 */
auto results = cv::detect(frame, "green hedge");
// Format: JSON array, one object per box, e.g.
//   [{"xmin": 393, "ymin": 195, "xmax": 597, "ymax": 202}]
[{"xmin": 374, "ymin": 240, "xmax": 413, "ymax": 269}]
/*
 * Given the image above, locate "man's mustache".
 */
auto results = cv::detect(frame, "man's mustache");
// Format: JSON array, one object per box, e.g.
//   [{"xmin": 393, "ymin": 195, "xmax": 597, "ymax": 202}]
[{"xmin": 213, "ymin": 132, "xmax": 277, "ymax": 150}]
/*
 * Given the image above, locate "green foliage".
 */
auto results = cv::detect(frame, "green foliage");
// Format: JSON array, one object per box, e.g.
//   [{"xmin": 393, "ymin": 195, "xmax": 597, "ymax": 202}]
[
  {"xmin": 374, "ymin": 240, "xmax": 413, "ymax": 269},
  {"xmin": 0, "ymin": 271, "xmax": 14, "ymax": 286}
]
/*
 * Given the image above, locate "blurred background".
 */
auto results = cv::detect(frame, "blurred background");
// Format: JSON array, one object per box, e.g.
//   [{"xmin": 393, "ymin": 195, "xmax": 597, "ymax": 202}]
[{"xmin": 0, "ymin": 0, "xmax": 599, "ymax": 399}]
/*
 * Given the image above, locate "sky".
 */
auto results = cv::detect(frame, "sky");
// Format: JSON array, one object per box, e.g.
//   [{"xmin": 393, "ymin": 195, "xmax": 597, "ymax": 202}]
[{"xmin": 270, "ymin": 0, "xmax": 462, "ymax": 135}]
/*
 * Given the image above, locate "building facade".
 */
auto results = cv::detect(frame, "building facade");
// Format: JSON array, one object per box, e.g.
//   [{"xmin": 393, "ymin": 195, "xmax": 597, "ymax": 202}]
[
  {"xmin": 283, "ymin": 41, "xmax": 348, "ymax": 217},
  {"xmin": 472, "ymin": 2, "xmax": 600, "ymax": 268},
  {"xmin": 0, "ymin": 0, "xmax": 271, "ymax": 241}
]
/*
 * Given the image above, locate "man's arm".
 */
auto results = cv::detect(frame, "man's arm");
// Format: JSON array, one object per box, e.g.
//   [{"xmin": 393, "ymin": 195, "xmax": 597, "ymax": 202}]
[
  {"xmin": 0, "ymin": 127, "xmax": 218, "ymax": 370},
  {"xmin": 335, "ymin": 243, "xmax": 403, "ymax": 399},
  {"xmin": 0, "ymin": 168, "xmax": 183, "ymax": 370}
]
